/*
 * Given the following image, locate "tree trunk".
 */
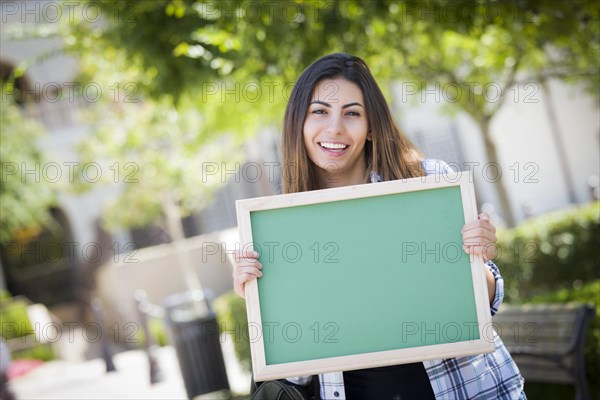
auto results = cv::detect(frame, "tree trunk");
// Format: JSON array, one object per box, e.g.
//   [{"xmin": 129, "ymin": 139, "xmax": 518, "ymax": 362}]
[
  {"xmin": 162, "ymin": 191, "xmax": 207, "ymax": 314},
  {"xmin": 539, "ymin": 80, "xmax": 578, "ymax": 204},
  {"xmin": 479, "ymin": 118, "xmax": 517, "ymax": 227}
]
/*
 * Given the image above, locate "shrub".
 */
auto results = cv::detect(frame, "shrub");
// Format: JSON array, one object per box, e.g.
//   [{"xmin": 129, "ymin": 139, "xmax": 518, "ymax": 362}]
[
  {"xmin": 0, "ymin": 295, "xmax": 55, "ymax": 361},
  {"xmin": 130, "ymin": 316, "xmax": 169, "ymax": 348},
  {"xmin": 149, "ymin": 318, "xmax": 168, "ymax": 347},
  {"xmin": 10, "ymin": 343, "xmax": 55, "ymax": 362},
  {"xmin": 0, "ymin": 298, "xmax": 34, "ymax": 340},
  {"xmin": 0, "ymin": 290, "xmax": 10, "ymax": 302},
  {"xmin": 214, "ymin": 290, "xmax": 251, "ymax": 373},
  {"xmin": 496, "ymin": 203, "xmax": 599, "ymax": 398},
  {"xmin": 496, "ymin": 201, "xmax": 599, "ymax": 302}
]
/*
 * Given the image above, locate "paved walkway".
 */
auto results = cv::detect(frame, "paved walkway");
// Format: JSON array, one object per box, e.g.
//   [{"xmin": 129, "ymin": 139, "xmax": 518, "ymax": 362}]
[{"xmin": 8, "ymin": 339, "xmax": 251, "ymax": 399}]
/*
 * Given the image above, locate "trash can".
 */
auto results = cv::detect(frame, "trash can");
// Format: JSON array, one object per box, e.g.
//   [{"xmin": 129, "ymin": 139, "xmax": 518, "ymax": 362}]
[{"xmin": 163, "ymin": 290, "xmax": 230, "ymax": 399}]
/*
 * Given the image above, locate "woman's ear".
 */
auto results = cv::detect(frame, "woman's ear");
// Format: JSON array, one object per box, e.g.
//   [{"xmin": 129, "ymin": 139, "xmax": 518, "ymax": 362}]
[{"xmin": 367, "ymin": 129, "xmax": 372, "ymax": 141}]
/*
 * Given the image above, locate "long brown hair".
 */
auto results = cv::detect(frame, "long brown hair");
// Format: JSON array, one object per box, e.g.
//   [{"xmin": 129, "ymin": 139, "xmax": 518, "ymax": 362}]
[{"xmin": 282, "ymin": 53, "xmax": 424, "ymax": 193}]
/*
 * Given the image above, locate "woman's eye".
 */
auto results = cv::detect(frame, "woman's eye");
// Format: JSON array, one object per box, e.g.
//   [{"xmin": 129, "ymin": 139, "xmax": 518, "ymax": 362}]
[
  {"xmin": 312, "ymin": 109, "xmax": 326, "ymax": 115},
  {"xmin": 346, "ymin": 110, "xmax": 361, "ymax": 116}
]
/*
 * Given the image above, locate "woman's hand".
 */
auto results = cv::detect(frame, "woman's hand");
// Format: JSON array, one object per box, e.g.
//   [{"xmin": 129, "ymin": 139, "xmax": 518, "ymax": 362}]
[
  {"xmin": 232, "ymin": 250, "xmax": 262, "ymax": 298},
  {"xmin": 463, "ymin": 213, "xmax": 498, "ymax": 304},
  {"xmin": 462, "ymin": 212, "xmax": 497, "ymax": 262}
]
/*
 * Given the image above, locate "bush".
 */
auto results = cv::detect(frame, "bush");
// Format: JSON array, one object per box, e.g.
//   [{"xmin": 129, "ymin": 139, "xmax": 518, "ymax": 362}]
[
  {"xmin": 149, "ymin": 318, "xmax": 169, "ymax": 347},
  {"xmin": 214, "ymin": 290, "xmax": 251, "ymax": 373},
  {"xmin": 10, "ymin": 343, "xmax": 55, "ymax": 362},
  {"xmin": 496, "ymin": 201, "xmax": 599, "ymax": 302},
  {"xmin": 496, "ymin": 203, "xmax": 599, "ymax": 399},
  {"xmin": 129, "ymin": 316, "xmax": 169, "ymax": 348},
  {"xmin": 0, "ymin": 295, "xmax": 55, "ymax": 361},
  {"xmin": 0, "ymin": 290, "xmax": 10, "ymax": 302},
  {"xmin": 0, "ymin": 298, "xmax": 34, "ymax": 340}
]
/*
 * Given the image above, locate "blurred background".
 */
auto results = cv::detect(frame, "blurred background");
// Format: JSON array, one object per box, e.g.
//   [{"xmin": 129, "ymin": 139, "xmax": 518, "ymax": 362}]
[{"xmin": 0, "ymin": 1, "xmax": 598, "ymax": 399}]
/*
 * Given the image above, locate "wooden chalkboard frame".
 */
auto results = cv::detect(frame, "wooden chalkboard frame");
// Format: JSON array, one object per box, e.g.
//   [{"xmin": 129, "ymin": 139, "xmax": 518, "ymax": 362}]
[{"xmin": 236, "ymin": 172, "xmax": 495, "ymax": 381}]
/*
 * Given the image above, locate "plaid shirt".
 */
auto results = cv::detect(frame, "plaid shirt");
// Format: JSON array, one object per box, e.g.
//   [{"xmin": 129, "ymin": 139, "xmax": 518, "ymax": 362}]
[{"xmin": 287, "ymin": 160, "xmax": 525, "ymax": 399}]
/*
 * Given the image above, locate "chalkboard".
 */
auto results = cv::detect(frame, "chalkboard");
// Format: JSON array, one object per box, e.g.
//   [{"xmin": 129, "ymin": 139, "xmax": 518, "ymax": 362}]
[{"xmin": 236, "ymin": 172, "xmax": 494, "ymax": 381}]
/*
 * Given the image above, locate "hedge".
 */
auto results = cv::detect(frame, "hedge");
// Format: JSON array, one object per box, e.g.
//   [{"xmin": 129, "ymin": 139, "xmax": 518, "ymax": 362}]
[
  {"xmin": 214, "ymin": 290, "xmax": 251, "ymax": 373},
  {"xmin": 0, "ymin": 293, "xmax": 55, "ymax": 361},
  {"xmin": 496, "ymin": 201, "xmax": 599, "ymax": 399},
  {"xmin": 0, "ymin": 297, "xmax": 34, "ymax": 340},
  {"xmin": 496, "ymin": 201, "xmax": 599, "ymax": 303}
]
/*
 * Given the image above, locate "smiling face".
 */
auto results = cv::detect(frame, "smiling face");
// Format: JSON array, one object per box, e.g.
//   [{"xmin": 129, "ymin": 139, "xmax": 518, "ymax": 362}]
[{"xmin": 303, "ymin": 77, "xmax": 371, "ymax": 188}]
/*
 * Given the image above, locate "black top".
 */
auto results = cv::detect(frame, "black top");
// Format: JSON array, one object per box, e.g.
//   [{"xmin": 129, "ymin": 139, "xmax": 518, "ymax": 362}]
[{"xmin": 343, "ymin": 362, "xmax": 436, "ymax": 400}]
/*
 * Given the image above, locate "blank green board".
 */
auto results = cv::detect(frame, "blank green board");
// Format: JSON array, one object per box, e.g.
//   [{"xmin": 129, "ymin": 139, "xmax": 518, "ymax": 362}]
[{"xmin": 250, "ymin": 185, "xmax": 479, "ymax": 365}]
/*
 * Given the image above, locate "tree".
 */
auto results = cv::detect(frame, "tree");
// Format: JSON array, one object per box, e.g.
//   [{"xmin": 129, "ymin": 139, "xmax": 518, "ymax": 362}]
[
  {"xmin": 0, "ymin": 89, "xmax": 57, "ymax": 243},
  {"xmin": 60, "ymin": 0, "xmax": 599, "ymax": 231},
  {"xmin": 370, "ymin": 0, "xmax": 599, "ymax": 225},
  {"xmin": 3, "ymin": 0, "xmax": 598, "ymax": 241},
  {"xmin": 59, "ymin": 1, "xmax": 388, "ymax": 232},
  {"xmin": 54, "ymin": 0, "xmax": 388, "ymax": 299}
]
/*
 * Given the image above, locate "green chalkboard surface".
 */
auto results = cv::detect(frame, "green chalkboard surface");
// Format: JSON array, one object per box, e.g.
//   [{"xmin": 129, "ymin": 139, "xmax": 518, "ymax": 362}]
[{"xmin": 237, "ymin": 173, "xmax": 494, "ymax": 380}]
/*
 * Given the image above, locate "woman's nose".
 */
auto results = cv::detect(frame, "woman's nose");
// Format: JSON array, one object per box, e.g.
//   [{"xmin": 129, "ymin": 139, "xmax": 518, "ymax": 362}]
[{"xmin": 326, "ymin": 114, "xmax": 344, "ymax": 135}]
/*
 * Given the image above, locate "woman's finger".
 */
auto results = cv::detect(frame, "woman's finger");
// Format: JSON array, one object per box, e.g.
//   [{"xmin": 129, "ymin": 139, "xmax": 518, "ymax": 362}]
[
  {"xmin": 234, "ymin": 250, "xmax": 259, "ymax": 263},
  {"xmin": 463, "ymin": 242, "xmax": 497, "ymax": 261},
  {"xmin": 233, "ymin": 268, "xmax": 263, "ymax": 298},
  {"xmin": 235, "ymin": 265, "xmax": 263, "ymax": 278},
  {"xmin": 463, "ymin": 220, "xmax": 496, "ymax": 235}
]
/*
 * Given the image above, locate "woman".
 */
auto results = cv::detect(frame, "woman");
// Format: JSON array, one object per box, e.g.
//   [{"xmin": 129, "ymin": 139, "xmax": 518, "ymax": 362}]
[{"xmin": 234, "ymin": 53, "xmax": 525, "ymax": 400}]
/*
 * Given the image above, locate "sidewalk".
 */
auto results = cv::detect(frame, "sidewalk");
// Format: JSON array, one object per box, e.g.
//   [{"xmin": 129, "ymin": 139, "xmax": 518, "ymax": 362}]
[{"xmin": 8, "ymin": 339, "xmax": 251, "ymax": 399}]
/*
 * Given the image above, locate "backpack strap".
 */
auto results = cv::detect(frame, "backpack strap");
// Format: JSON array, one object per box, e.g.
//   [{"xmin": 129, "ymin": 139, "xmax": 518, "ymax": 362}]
[
  {"xmin": 250, "ymin": 376, "xmax": 321, "ymax": 399},
  {"xmin": 310, "ymin": 375, "xmax": 321, "ymax": 399}
]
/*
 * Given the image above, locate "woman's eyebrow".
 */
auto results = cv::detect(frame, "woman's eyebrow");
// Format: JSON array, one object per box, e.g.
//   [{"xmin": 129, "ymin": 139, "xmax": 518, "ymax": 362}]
[
  {"xmin": 309, "ymin": 100, "xmax": 364, "ymax": 108},
  {"xmin": 310, "ymin": 100, "xmax": 332, "ymax": 107},
  {"xmin": 342, "ymin": 102, "xmax": 364, "ymax": 109}
]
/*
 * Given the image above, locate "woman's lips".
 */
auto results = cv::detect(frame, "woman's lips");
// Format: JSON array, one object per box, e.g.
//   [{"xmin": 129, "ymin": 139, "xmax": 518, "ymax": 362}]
[{"xmin": 318, "ymin": 142, "xmax": 349, "ymax": 154}]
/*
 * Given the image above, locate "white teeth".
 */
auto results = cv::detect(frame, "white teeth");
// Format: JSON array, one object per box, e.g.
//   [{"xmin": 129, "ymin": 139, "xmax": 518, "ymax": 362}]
[{"xmin": 320, "ymin": 142, "xmax": 348, "ymax": 150}]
